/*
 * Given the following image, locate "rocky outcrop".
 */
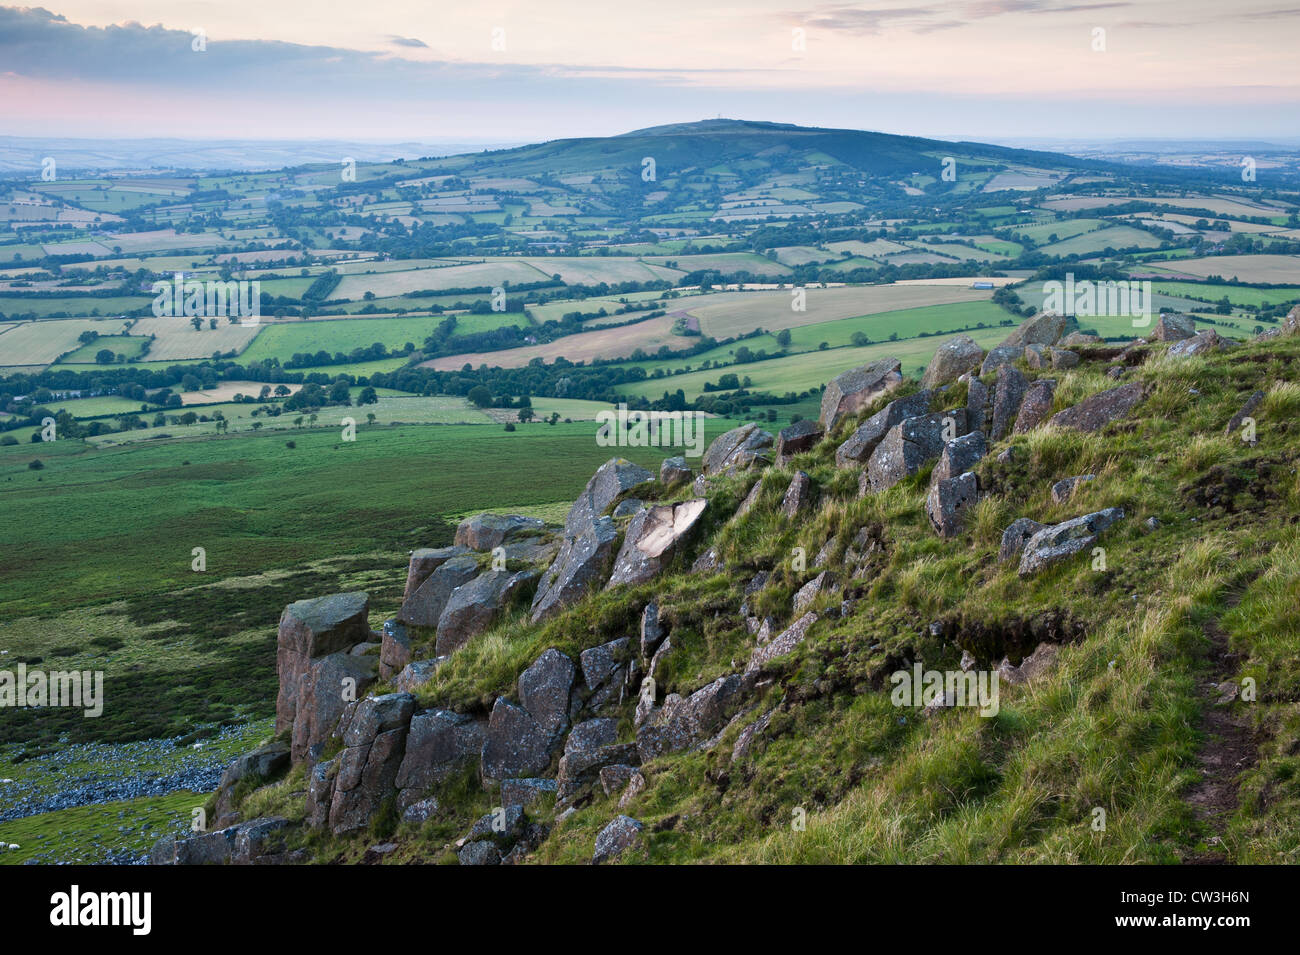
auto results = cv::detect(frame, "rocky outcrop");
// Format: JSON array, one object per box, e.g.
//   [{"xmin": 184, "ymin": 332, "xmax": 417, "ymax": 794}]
[
  {"xmin": 998, "ymin": 518, "xmax": 1047, "ymax": 563},
  {"xmin": 930, "ymin": 430, "xmax": 986, "ymax": 485},
  {"xmin": 834, "ymin": 389, "xmax": 932, "ymax": 468},
  {"xmin": 398, "ymin": 553, "xmax": 480, "ymax": 628},
  {"xmin": 580, "ymin": 639, "xmax": 633, "ymax": 712},
  {"xmin": 531, "ymin": 517, "xmax": 619, "ymax": 622},
  {"xmin": 966, "ymin": 376, "xmax": 990, "ymax": 434},
  {"xmin": 820, "ymin": 357, "xmax": 903, "ymax": 431},
  {"xmin": 396, "ymin": 709, "xmax": 486, "ymax": 811},
  {"xmin": 1013, "ymin": 379, "xmax": 1056, "ymax": 434},
  {"xmin": 636, "ymin": 672, "xmax": 757, "ymax": 761},
  {"xmin": 211, "ymin": 741, "xmax": 290, "ymax": 826},
  {"xmin": 659, "ymin": 456, "xmax": 693, "ymax": 487},
  {"xmin": 276, "ymin": 592, "xmax": 372, "ymax": 739},
  {"xmin": 1018, "ymin": 508, "xmax": 1125, "ymax": 576},
  {"xmin": 1225, "ymin": 390, "xmax": 1264, "ymax": 440},
  {"xmin": 990, "ymin": 364, "xmax": 1028, "ymax": 441},
  {"xmin": 290, "ymin": 648, "xmax": 377, "ymax": 765},
  {"xmin": 481, "ymin": 650, "xmax": 575, "ymax": 781},
  {"xmin": 403, "ymin": 546, "xmax": 470, "ymax": 601},
  {"xmin": 780, "ymin": 470, "xmax": 815, "ymax": 517},
  {"xmin": 922, "ymin": 335, "xmax": 984, "ymax": 388},
  {"xmin": 435, "ymin": 569, "xmax": 538, "ymax": 656},
  {"xmin": 1060, "ymin": 331, "xmax": 1102, "ymax": 347},
  {"xmin": 775, "ymin": 419, "xmax": 823, "ymax": 462},
  {"xmin": 866, "ymin": 408, "xmax": 968, "ymax": 492},
  {"xmin": 702, "ymin": 424, "xmax": 773, "ymax": 476},
  {"xmin": 593, "ymin": 815, "xmax": 643, "ymax": 864},
  {"xmin": 155, "ymin": 816, "xmax": 297, "ymax": 866},
  {"xmin": 747, "ymin": 612, "xmax": 819, "ymax": 672},
  {"xmin": 1000, "ymin": 311, "xmax": 1065, "ymax": 348},
  {"xmin": 1050, "ymin": 474, "xmax": 1095, "ymax": 503},
  {"xmin": 454, "ymin": 513, "xmax": 547, "ymax": 551},
  {"xmin": 606, "ymin": 499, "xmax": 708, "ymax": 588},
  {"xmin": 926, "ymin": 472, "xmax": 979, "ymax": 538},
  {"xmin": 378, "ymin": 619, "xmax": 410, "ymax": 681},
  {"xmin": 1048, "ymin": 382, "xmax": 1144, "ymax": 432},
  {"xmin": 328, "ymin": 693, "xmax": 415, "ymax": 835},
  {"xmin": 1152, "ymin": 313, "xmax": 1195, "ymax": 342},
  {"xmin": 980, "ymin": 344, "xmax": 1022, "ymax": 376},
  {"xmin": 1167, "ymin": 328, "xmax": 1229, "ymax": 359}
]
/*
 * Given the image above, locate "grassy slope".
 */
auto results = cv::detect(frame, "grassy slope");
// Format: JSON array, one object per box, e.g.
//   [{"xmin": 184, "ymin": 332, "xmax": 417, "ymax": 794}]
[{"xmin": 236, "ymin": 333, "xmax": 1300, "ymax": 865}]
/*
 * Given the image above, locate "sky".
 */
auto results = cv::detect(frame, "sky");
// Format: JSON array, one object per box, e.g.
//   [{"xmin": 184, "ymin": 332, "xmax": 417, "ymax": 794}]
[{"xmin": 0, "ymin": 1, "xmax": 1297, "ymax": 143}]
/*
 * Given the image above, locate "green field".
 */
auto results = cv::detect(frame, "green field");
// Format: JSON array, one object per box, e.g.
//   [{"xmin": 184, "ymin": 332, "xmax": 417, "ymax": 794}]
[
  {"xmin": 236, "ymin": 313, "xmax": 528, "ymax": 364},
  {"xmin": 57, "ymin": 335, "xmax": 151, "ymax": 364},
  {"xmin": 1148, "ymin": 281, "xmax": 1300, "ymax": 309},
  {"xmin": 1038, "ymin": 225, "xmax": 1162, "ymax": 256}
]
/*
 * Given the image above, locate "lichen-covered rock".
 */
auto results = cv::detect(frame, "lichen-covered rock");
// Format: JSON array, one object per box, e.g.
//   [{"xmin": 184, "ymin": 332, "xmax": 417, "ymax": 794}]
[
  {"xmin": 636, "ymin": 672, "xmax": 757, "ymax": 761},
  {"xmin": 775, "ymin": 419, "xmax": 824, "ymax": 462},
  {"xmin": 780, "ymin": 470, "xmax": 814, "ymax": 517},
  {"xmin": 966, "ymin": 376, "xmax": 990, "ymax": 434},
  {"xmin": 519, "ymin": 648, "xmax": 576, "ymax": 740},
  {"xmin": 640, "ymin": 599, "xmax": 665, "ymax": 660},
  {"xmin": 930, "ymin": 430, "xmax": 986, "ymax": 485},
  {"xmin": 922, "ymin": 334, "xmax": 984, "ymax": 388},
  {"xmin": 211, "ymin": 741, "xmax": 290, "ymax": 823},
  {"xmin": 276, "ymin": 591, "xmax": 371, "ymax": 738},
  {"xmin": 866, "ymin": 408, "xmax": 967, "ymax": 492},
  {"xmin": 980, "ymin": 344, "xmax": 1022, "ymax": 376},
  {"xmin": 998, "ymin": 518, "xmax": 1047, "ymax": 563},
  {"xmin": 500, "ymin": 777, "xmax": 557, "ymax": 808},
  {"xmin": 1048, "ymin": 382, "xmax": 1144, "ymax": 432},
  {"xmin": 659, "ymin": 456, "xmax": 693, "ymax": 488},
  {"xmin": 593, "ymin": 815, "xmax": 643, "ymax": 864},
  {"xmin": 834, "ymin": 389, "xmax": 932, "ymax": 468},
  {"xmin": 1000, "ymin": 311, "xmax": 1065, "ymax": 348},
  {"xmin": 1050, "ymin": 474, "xmax": 1095, "ymax": 503},
  {"xmin": 1018, "ymin": 508, "xmax": 1125, "ymax": 576},
  {"xmin": 329, "ymin": 723, "xmax": 409, "ymax": 836},
  {"xmin": 393, "ymin": 659, "xmax": 439, "ymax": 694},
  {"xmin": 396, "ymin": 709, "xmax": 485, "ymax": 810},
  {"xmin": 792, "ymin": 572, "xmax": 836, "ymax": 615},
  {"xmin": 435, "ymin": 569, "xmax": 538, "ymax": 656},
  {"xmin": 990, "ymin": 364, "xmax": 1028, "ymax": 441},
  {"xmin": 403, "ymin": 546, "xmax": 470, "ymax": 601},
  {"xmin": 531, "ymin": 516, "xmax": 619, "ymax": 622},
  {"xmin": 1167, "ymin": 329, "xmax": 1229, "ymax": 359},
  {"xmin": 564, "ymin": 458, "xmax": 655, "ymax": 536},
  {"xmin": 398, "ymin": 554, "xmax": 480, "ymax": 628},
  {"xmin": 290, "ymin": 650, "xmax": 377, "ymax": 764},
  {"xmin": 926, "ymin": 472, "xmax": 979, "ymax": 538},
  {"xmin": 819, "ymin": 357, "xmax": 903, "ymax": 431},
  {"xmin": 702, "ymin": 423, "xmax": 773, "ymax": 476},
  {"xmin": 1050, "ymin": 348, "xmax": 1079, "ymax": 369},
  {"xmin": 1013, "ymin": 378, "xmax": 1057, "ymax": 434},
  {"xmin": 579, "ymin": 639, "xmax": 632, "ymax": 711},
  {"xmin": 480, "ymin": 698, "xmax": 553, "ymax": 782},
  {"xmin": 1151, "ymin": 313, "xmax": 1196, "ymax": 342},
  {"xmin": 557, "ymin": 742, "xmax": 640, "ymax": 803},
  {"xmin": 606, "ymin": 499, "xmax": 708, "ymax": 589},
  {"xmin": 1225, "ymin": 390, "xmax": 1264, "ymax": 440},
  {"xmin": 747, "ymin": 612, "xmax": 819, "ymax": 673},
  {"xmin": 378, "ymin": 618, "xmax": 410, "ymax": 681},
  {"xmin": 454, "ymin": 513, "xmax": 546, "ymax": 551}
]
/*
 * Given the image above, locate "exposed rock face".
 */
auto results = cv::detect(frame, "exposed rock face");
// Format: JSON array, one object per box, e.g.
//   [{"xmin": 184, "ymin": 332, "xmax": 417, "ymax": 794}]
[
  {"xmin": 378, "ymin": 619, "xmax": 410, "ymax": 681},
  {"xmin": 702, "ymin": 424, "xmax": 773, "ymax": 476},
  {"xmin": 926, "ymin": 472, "xmax": 979, "ymax": 538},
  {"xmin": 1050, "ymin": 348, "xmax": 1079, "ymax": 369},
  {"xmin": 557, "ymin": 742, "xmax": 640, "ymax": 804},
  {"xmin": 403, "ymin": 546, "xmax": 470, "ymax": 601},
  {"xmin": 276, "ymin": 592, "xmax": 371, "ymax": 738},
  {"xmin": 393, "ymin": 659, "xmax": 439, "ymax": 694},
  {"xmin": 580, "ymin": 638, "xmax": 633, "ymax": 711},
  {"xmin": 747, "ymin": 612, "xmax": 819, "ymax": 673},
  {"xmin": 531, "ymin": 516, "xmax": 619, "ymax": 622},
  {"xmin": 819, "ymin": 357, "xmax": 903, "ymax": 431},
  {"xmin": 455, "ymin": 513, "xmax": 547, "ymax": 551},
  {"xmin": 1001, "ymin": 311, "xmax": 1065, "ymax": 348},
  {"xmin": 480, "ymin": 698, "xmax": 554, "ymax": 782},
  {"xmin": 398, "ymin": 554, "xmax": 480, "ymax": 628},
  {"xmin": 435, "ymin": 569, "xmax": 539, "ymax": 656},
  {"xmin": 792, "ymin": 571, "xmax": 836, "ymax": 615},
  {"xmin": 640, "ymin": 600, "xmax": 665, "ymax": 660},
  {"xmin": 776, "ymin": 419, "xmax": 824, "ymax": 462},
  {"xmin": 1284, "ymin": 305, "xmax": 1300, "ymax": 336},
  {"xmin": 1167, "ymin": 329, "xmax": 1228, "ymax": 358},
  {"xmin": 1225, "ymin": 390, "xmax": 1265, "ymax": 440},
  {"xmin": 518, "ymin": 649, "xmax": 576, "ymax": 741},
  {"xmin": 158, "ymin": 816, "xmax": 295, "ymax": 866},
  {"xmin": 966, "ymin": 377, "xmax": 990, "ymax": 434},
  {"xmin": 1018, "ymin": 508, "xmax": 1125, "ymax": 576},
  {"xmin": 1048, "ymin": 382, "xmax": 1144, "ymax": 433},
  {"xmin": 990, "ymin": 364, "xmax": 1029, "ymax": 441},
  {"xmin": 1051, "ymin": 474, "xmax": 1095, "ymax": 503},
  {"xmin": 1024, "ymin": 343, "xmax": 1049, "ymax": 370},
  {"xmin": 500, "ymin": 777, "xmax": 557, "ymax": 808},
  {"xmin": 931, "ymin": 430, "xmax": 986, "ymax": 485},
  {"xmin": 636, "ymin": 672, "xmax": 757, "ymax": 761},
  {"xmin": 1013, "ymin": 379, "xmax": 1057, "ymax": 434},
  {"xmin": 1060, "ymin": 331, "xmax": 1102, "ymax": 347},
  {"xmin": 735, "ymin": 478, "xmax": 764, "ymax": 518},
  {"xmin": 1151, "ymin": 313, "xmax": 1196, "ymax": 341},
  {"xmin": 593, "ymin": 815, "xmax": 643, "ymax": 864},
  {"xmin": 532, "ymin": 458, "xmax": 654, "ymax": 621},
  {"xmin": 565, "ymin": 718, "xmax": 619, "ymax": 755},
  {"xmin": 328, "ymin": 694, "xmax": 416, "ymax": 835},
  {"xmin": 290, "ymin": 650, "xmax": 377, "ymax": 764},
  {"xmin": 212, "ymin": 741, "xmax": 290, "ymax": 824},
  {"xmin": 396, "ymin": 710, "xmax": 485, "ymax": 810},
  {"xmin": 999, "ymin": 518, "xmax": 1047, "ymax": 563},
  {"xmin": 606, "ymin": 499, "xmax": 708, "ymax": 588},
  {"xmin": 866, "ymin": 408, "xmax": 968, "ymax": 492},
  {"xmin": 659, "ymin": 456, "xmax": 693, "ymax": 487},
  {"xmin": 835, "ymin": 390, "xmax": 932, "ymax": 468},
  {"xmin": 922, "ymin": 335, "xmax": 984, "ymax": 388},
  {"xmin": 980, "ymin": 344, "xmax": 1022, "ymax": 376},
  {"xmin": 780, "ymin": 470, "xmax": 815, "ymax": 517}
]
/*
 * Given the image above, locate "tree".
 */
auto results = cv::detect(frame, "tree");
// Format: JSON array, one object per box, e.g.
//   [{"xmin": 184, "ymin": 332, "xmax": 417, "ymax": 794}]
[
  {"xmin": 190, "ymin": 316, "xmax": 203, "ymax": 331},
  {"xmin": 95, "ymin": 348, "xmax": 115, "ymax": 364},
  {"xmin": 776, "ymin": 328, "xmax": 792, "ymax": 348},
  {"xmin": 518, "ymin": 406, "xmax": 535, "ymax": 423},
  {"xmin": 467, "ymin": 385, "xmax": 492, "ymax": 407},
  {"xmin": 366, "ymin": 413, "xmax": 377, "ymax": 426}
]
